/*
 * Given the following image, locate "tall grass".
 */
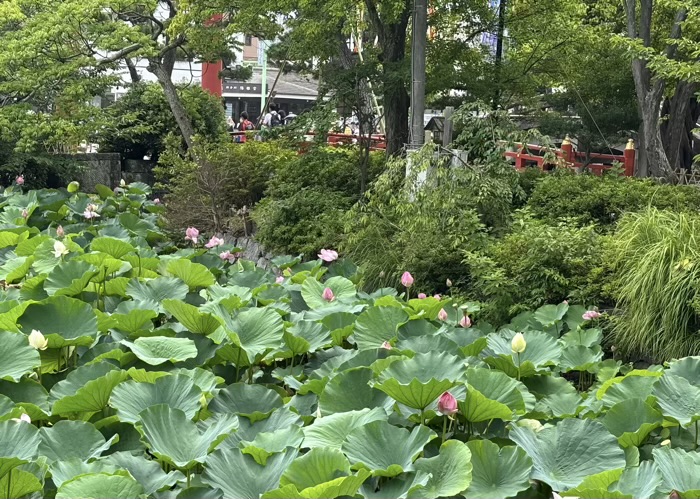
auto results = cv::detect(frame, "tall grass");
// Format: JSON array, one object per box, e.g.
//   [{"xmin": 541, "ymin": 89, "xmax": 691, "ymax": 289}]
[{"xmin": 609, "ymin": 208, "xmax": 700, "ymax": 361}]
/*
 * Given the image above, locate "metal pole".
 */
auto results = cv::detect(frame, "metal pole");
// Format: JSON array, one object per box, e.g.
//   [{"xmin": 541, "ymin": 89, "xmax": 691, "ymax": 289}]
[
  {"xmin": 260, "ymin": 40, "xmax": 267, "ymax": 114},
  {"xmin": 410, "ymin": 0, "xmax": 428, "ymax": 147}
]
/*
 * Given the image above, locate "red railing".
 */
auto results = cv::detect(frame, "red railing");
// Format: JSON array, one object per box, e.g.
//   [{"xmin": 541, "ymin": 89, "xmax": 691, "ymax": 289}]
[
  {"xmin": 230, "ymin": 131, "xmax": 387, "ymax": 152},
  {"xmin": 504, "ymin": 138, "xmax": 636, "ymax": 176}
]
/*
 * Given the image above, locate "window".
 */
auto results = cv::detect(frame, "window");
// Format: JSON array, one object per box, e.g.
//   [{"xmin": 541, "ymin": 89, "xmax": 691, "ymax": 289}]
[{"xmin": 245, "ymin": 35, "xmax": 252, "ymax": 46}]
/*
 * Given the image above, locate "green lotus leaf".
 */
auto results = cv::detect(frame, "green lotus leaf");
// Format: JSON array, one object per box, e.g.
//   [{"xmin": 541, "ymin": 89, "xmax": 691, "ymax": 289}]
[
  {"xmin": 166, "ymin": 258, "xmax": 216, "ymax": 289},
  {"xmin": 17, "ymin": 295, "xmax": 98, "ymax": 348},
  {"xmin": 559, "ymin": 345, "xmax": 603, "ymax": 372},
  {"xmin": 0, "ymin": 395, "xmax": 16, "ymax": 420},
  {"xmin": 533, "ymin": 303, "xmax": 568, "ymax": 329},
  {"xmin": 90, "ymin": 236, "xmax": 136, "ymax": 259},
  {"xmin": 463, "ymin": 439, "xmax": 532, "ymax": 499},
  {"xmin": 374, "ymin": 351, "xmax": 463, "ymax": 410},
  {"xmin": 457, "ymin": 368, "xmax": 535, "ymax": 422},
  {"xmin": 397, "ymin": 334, "xmax": 461, "ymax": 356},
  {"xmin": 50, "ymin": 459, "xmax": 119, "ymax": 488},
  {"xmin": 319, "ymin": 367, "xmax": 392, "ymax": 416},
  {"xmin": 341, "ymin": 420, "xmax": 436, "ymax": 477},
  {"xmin": 361, "ymin": 474, "xmax": 430, "ymax": 499},
  {"xmin": 302, "ymin": 408, "xmax": 388, "ymax": 449},
  {"xmin": 209, "ymin": 383, "xmax": 283, "ymax": 422},
  {"xmin": 56, "ymin": 472, "xmax": 145, "ymax": 499},
  {"xmin": 104, "ymin": 451, "xmax": 185, "ymax": 495},
  {"xmin": 110, "ymin": 308, "xmax": 157, "ymax": 336},
  {"xmin": 162, "ymin": 299, "xmax": 223, "ymax": 336},
  {"xmin": 562, "ymin": 469, "xmax": 626, "ymax": 499},
  {"xmin": 0, "ymin": 379, "xmax": 50, "ymax": 420},
  {"xmin": 242, "ymin": 426, "xmax": 305, "ymax": 465},
  {"xmin": 126, "ymin": 277, "xmax": 189, "ymax": 313},
  {"xmin": 652, "ymin": 446, "xmax": 700, "ymax": 495},
  {"xmin": 301, "ymin": 276, "xmax": 356, "ymax": 309},
  {"xmin": 0, "ymin": 420, "xmax": 40, "ymax": 479},
  {"xmin": 0, "ymin": 331, "xmax": 40, "ymax": 382},
  {"xmin": 560, "ymin": 328, "xmax": 603, "ymax": 348},
  {"xmin": 44, "ymin": 260, "xmax": 99, "ymax": 296},
  {"xmin": 171, "ymin": 366, "xmax": 223, "ymax": 395},
  {"xmin": 138, "ymin": 404, "xmax": 237, "ymax": 468},
  {"xmin": 509, "ymin": 418, "xmax": 626, "ymax": 490},
  {"xmin": 353, "ymin": 306, "xmax": 409, "ymax": 351},
  {"xmin": 484, "ymin": 331, "xmax": 562, "ymax": 376},
  {"xmin": 596, "ymin": 370, "xmax": 661, "ymax": 406},
  {"xmin": 50, "ymin": 362, "xmax": 128, "ymax": 415},
  {"xmin": 202, "ymin": 447, "xmax": 298, "ymax": 499},
  {"xmin": 666, "ymin": 356, "xmax": 700, "ymax": 387},
  {"xmin": 225, "ymin": 307, "xmax": 285, "ymax": 363},
  {"xmin": 602, "ymin": 398, "xmax": 663, "ymax": 448},
  {"xmin": 39, "ymin": 420, "xmax": 116, "ymax": 463},
  {"xmin": 609, "ymin": 461, "xmax": 663, "ymax": 499},
  {"xmin": 407, "ymin": 440, "xmax": 472, "ymax": 499},
  {"xmin": 263, "ymin": 473, "xmax": 370, "ymax": 499},
  {"xmin": 536, "ymin": 392, "xmax": 583, "ymax": 418},
  {"xmin": 224, "ymin": 408, "xmax": 302, "ymax": 453},
  {"xmin": 122, "ymin": 336, "xmax": 198, "ymax": 365},
  {"xmin": 109, "ymin": 374, "xmax": 202, "ymax": 423},
  {"xmin": 653, "ymin": 373, "xmax": 700, "ymax": 426},
  {"xmin": 285, "ymin": 320, "xmax": 331, "ymax": 355},
  {"xmin": 0, "ymin": 256, "xmax": 33, "ymax": 284},
  {"xmin": 0, "ymin": 466, "xmax": 43, "ymax": 498}
]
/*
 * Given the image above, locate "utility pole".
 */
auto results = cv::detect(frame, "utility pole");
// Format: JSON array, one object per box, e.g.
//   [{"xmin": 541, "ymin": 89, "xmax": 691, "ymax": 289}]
[
  {"xmin": 409, "ymin": 0, "xmax": 428, "ymax": 147},
  {"xmin": 492, "ymin": 0, "xmax": 507, "ymax": 110},
  {"xmin": 259, "ymin": 40, "xmax": 268, "ymax": 115}
]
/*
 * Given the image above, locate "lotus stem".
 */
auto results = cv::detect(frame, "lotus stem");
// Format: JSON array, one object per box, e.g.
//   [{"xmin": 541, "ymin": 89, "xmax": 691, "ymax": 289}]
[
  {"xmin": 419, "ymin": 409, "xmax": 425, "ymax": 426},
  {"xmin": 7, "ymin": 468, "xmax": 11, "ymax": 499},
  {"xmin": 442, "ymin": 417, "xmax": 447, "ymax": 443},
  {"xmin": 186, "ymin": 467, "xmax": 191, "ymax": 489},
  {"xmin": 516, "ymin": 352, "xmax": 521, "ymax": 381},
  {"xmin": 695, "ymin": 420, "xmax": 698, "ymax": 451}
]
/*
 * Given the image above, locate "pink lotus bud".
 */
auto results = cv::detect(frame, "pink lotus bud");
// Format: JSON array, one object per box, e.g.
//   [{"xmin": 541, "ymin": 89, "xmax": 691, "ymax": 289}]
[
  {"xmin": 417, "ymin": 293, "xmax": 427, "ymax": 299},
  {"xmin": 459, "ymin": 315, "xmax": 471, "ymax": 328},
  {"xmin": 21, "ymin": 209, "xmax": 28, "ymax": 219},
  {"xmin": 154, "ymin": 198, "xmax": 161, "ymax": 204},
  {"xmin": 219, "ymin": 250, "xmax": 236, "ymax": 263},
  {"xmin": 275, "ymin": 276, "xmax": 284, "ymax": 284},
  {"xmin": 401, "ymin": 272, "xmax": 414, "ymax": 288},
  {"xmin": 438, "ymin": 308, "xmax": 448, "ymax": 321},
  {"xmin": 434, "ymin": 294, "xmax": 441, "ymax": 300},
  {"xmin": 15, "ymin": 175, "xmax": 24, "ymax": 186},
  {"xmin": 563, "ymin": 300, "xmax": 569, "ymax": 304},
  {"xmin": 185, "ymin": 227, "xmax": 199, "ymax": 244},
  {"xmin": 318, "ymin": 249, "xmax": 339, "ymax": 262},
  {"xmin": 322, "ymin": 287, "xmax": 335, "ymax": 302},
  {"xmin": 437, "ymin": 391, "xmax": 458, "ymax": 416},
  {"xmin": 56, "ymin": 225, "xmax": 64, "ymax": 238},
  {"xmin": 381, "ymin": 341, "xmax": 392, "ymax": 350},
  {"xmin": 582, "ymin": 310, "xmax": 601, "ymax": 321},
  {"xmin": 205, "ymin": 236, "xmax": 225, "ymax": 249}
]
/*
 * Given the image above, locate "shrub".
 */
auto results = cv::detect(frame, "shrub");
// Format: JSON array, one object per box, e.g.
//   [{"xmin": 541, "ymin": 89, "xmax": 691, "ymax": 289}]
[
  {"xmin": 526, "ymin": 171, "xmax": 700, "ymax": 229},
  {"xmin": 465, "ymin": 214, "xmax": 603, "ymax": 322},
  {"xmin": 606, "ymin": 208, "xmax": 700, "ymax": 362},
  {"xmin": 156, "ymin": 138, "xmax": 293, "ymax": 233},
  {"xmin": 0, "ymin": 148, "xmax": 83, "ymax": 189}
]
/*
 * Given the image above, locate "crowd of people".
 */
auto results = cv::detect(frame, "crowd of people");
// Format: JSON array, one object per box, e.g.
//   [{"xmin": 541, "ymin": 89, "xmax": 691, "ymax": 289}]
[{"xmin": 227, "ymin": 104, "xmax": 297, "ymax": 142}]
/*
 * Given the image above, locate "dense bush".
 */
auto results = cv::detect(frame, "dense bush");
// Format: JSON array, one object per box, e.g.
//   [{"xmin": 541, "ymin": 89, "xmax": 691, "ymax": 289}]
[
  {"xmin": 253, "ymin": 146, "xmax": 384, "ymax": 256},
  {"xmin": 98, "ymin": 83, "xmax": 228, "ymax": 161},
  {"xmin": 606, "ymin": 208, "xmax": 700, "ymax": 361},
  {"xmin": 0, "ymin": 147, "xmax": 84, "ymax": 189},
  {"xmin": 526, "ymin": 171, "xmax": 700, "ymax": 228},
  {"xmin": 465, "ymin": 214, "xmax": 603, "ymax": 322},
  {"xmin": 156, "ymin": 138, "xmax": 293, "ymax": 233}
]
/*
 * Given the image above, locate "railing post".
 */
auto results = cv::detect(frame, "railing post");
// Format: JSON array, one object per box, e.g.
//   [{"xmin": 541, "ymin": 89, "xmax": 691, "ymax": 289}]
[
  {"xmin": 624, "ymin": 138, "xmax": 636, "ymax": 177},
  {"xmin": 561, "ymin": 135, "xmax": 574, "ymax": 167}
]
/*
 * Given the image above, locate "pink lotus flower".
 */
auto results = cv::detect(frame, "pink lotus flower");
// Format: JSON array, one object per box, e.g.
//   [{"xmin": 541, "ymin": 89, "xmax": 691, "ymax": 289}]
[
  {"xmin": 15, "ymin": 175, "xmax": 24, "ymax": 186},
  {"xmin": 83, "ymin": 204, "xmax": 100, "ymax": 219},
  {"xmin": 583, "ymin": 310, "xmax": 602, "ymax": 321},
  {"xmin": 56, "ymin": 225, "xmax": 64, "ymax": 238},
  {"xmin": 205, "ymin": 236, "xmax": 225, "ymax": 249},
  {"xmin": 401, "ymin": 272, "xmax": 414, "ymax": 288},
  {"xmin": 434, "ymin": 294, "xmax": 441, "ymax": 300},
  {"xmin": 459, "ymin": 315, "xmax": 471, "ymax": 328},
  {"xmin": 11, "ymin": 413, "xmax": 30, "ymax": 423},
  {"xmin": 219, "ymin": 250, "xmax": 236, "ymax": 263},
  {"xmin": 417, "ymin": 293, "xmax": 427, "ymax": 299},
  {"xmin": 322, "ymin": 287, "xmax": 335, "ymax": 302},
  {"xmin": 438, "ymin": 308, "xmax": 448, "ymax": 321},
  {"xmin": 185, "ymin": 227, "xmax": 199, "ymax": 244},
  {"xmin": 437, "ymin": 391, "xmax": 458, "ymax": 416},
  {"xmin": 275, "ymin": 276, "xmax": 284, "ymax": 284},
  {"xmin": 318, "ymin": 249, "xmax": 339, "ymax": 262},
  {"xmin": 563, "ymin": 300, "xmax": 569, "ymax": 304},
  {"xmin": 381, "ymin": 341, "xmax": 392, "ymax": 350},
  {"xmin": 154, "ymin": 198, "xmax": 161, "ymax": 205},
  {"xmin": 21, "ymin": 209, "xmax": 28, "ymax": 219}
]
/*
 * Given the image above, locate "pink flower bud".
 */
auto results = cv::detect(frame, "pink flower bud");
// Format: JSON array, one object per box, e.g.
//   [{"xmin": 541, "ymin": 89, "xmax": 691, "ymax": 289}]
[
  {"xmin": 437, "ymin": 391, "xmax": 458, "ymax": 416},
  {"xmin": 434, "ymin": 294, "xmax": 441, "ymax": 300},
  {"xmin": 56, "ymin": 225, "xmax": 65, "ymax": 238},
  {"xmin": 154, "ymin": 198, "xmax": 161, "ymax": 204},
  {"xmin": 322, "ymin": 287, "xmax": 335, "ymax": 302},
  {"xmin": 582, "ymin": 310, "xmax": 602, "ymax": 321},
  {"xmin": 438, "ymin": 308, "xmax": 448, "ymax": 321},
  {"xmin": 15, "ymin": 175, "xmax": 24, "ymax": 186},
  {"xmin": 21, "ymin": 209, "xmax": 28, "ymax": 219},
  {"xmin": 276, "ymin": 276, "xmax": 284, "ymax": 284},
  {"xmin": 318, "ymin": 249, "xmax": 338, "ymax": 262},
  {"xmin": 185, "ymin": 227, "xmax": 199, "ymax": 244},
  {"xmin": 401, "ymin": 271, "xmax": 414, "ymax": 288},
  {"xmin": 459, "ymin": 315, "xmax": 471, "ymax": 328},
  {"xmin": 381, "ymin": 341, "xmax": 392, "ymax": 350},
  {"xmin": 417, "ymin": 293, "xmax": 427, "ymax": 299}
]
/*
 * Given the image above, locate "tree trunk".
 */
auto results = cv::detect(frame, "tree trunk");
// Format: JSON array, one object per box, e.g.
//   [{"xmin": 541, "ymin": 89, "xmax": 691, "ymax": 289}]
[
  {"xmin": 125, "ymin": 58, "xmax": 141, "ymax": 84},
  {"xmin": 149, "ymin": 61, "xmax": 196, "ymax": 149},
  {"xmin": 661, "ymin": 81, "xmax": 699, "ymax": 171},
  {"xmin": 492, "ymin": 0, "xmax": 508, "ymax": 110}
]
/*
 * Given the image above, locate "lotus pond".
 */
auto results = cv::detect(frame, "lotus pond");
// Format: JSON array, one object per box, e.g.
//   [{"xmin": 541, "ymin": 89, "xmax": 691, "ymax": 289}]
[{"xmin": 0, "ymin": 181, "xmax": 699, "ymax": 499}]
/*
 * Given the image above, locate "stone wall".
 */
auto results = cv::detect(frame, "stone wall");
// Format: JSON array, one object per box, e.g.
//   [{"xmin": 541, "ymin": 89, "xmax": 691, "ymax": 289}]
[
  {"xmin": 226, "ymin": 236, "xmax": 274, "ymax": 269},
  {"xmin": 64, "ymin": 153, "xmax": 122, "ymax": 192}
]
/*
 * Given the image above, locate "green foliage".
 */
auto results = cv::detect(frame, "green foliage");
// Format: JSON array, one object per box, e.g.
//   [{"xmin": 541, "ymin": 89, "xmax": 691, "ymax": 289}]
[
  {"xmin": 98, "ymin": 83, "xmax": 228, "ymax": 161},
  {"xmin": 465, "ymin": 215, "xmax": 603, "ymax": 321},
  {"xmin": 607, "ymin": 208, "xmax": 700, "ymax": 361},
  {"xmin": 253, "ymin": 146, "xmax": 384, "ymax": 256},
  {"xmin": 0, "ymin": 148, "xmax": 83, "ymax": 189},
  {"xmin": 526, "ymin": 171, "xmax": 700, "ymax": 229}
]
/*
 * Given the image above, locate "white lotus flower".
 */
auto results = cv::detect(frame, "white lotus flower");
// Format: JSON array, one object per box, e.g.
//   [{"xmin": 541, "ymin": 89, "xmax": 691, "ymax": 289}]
[
  {"xmin": 28, "ymin": 329, "xmax": 48, "ymax": 350},
  {"xmin": 11, "ymin": 413, "xmax": 31, "ymax": 423},
  {"xmin": 53, "ymin": 240, "xmax": 69, "ymax": 258}
]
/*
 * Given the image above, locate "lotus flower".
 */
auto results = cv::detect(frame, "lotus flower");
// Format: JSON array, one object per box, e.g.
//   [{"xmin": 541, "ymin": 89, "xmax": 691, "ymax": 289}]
[
  {"xmin": 11, "ymin": 413, "xmax": 31, "ymax": 424},
  {"xmin": 434, "ymin": 294, "xmax": 441, "ymax": 300},
  {"xmin": 53, "ymin": 240, "xmax": 69, "ymax": 259},
  {"xmin": 67, "ymin": 181, "xmax": 79, "ymax": 193},
  {"xmin": 56, "ymin": 225, "xmax": 64, "ymax": 238},
  {"xmin": 511, "ymin": 332, "xmax": 527, "ymax": 353},
  {"xmin": 437, "ymin": 391, "xmax": 458, "ymax": 416},
  {"xmin": 381, "ymin": 341, "xmax": 392, "ymax": 350},
  {"xmin": 219, "ymin": 250, "xmax": 236, "ymax": 263},
  {"xmin": 459, "ymin": 315, "xmax": 471, "ymax": 328},
  {"xmin": 28, "ymin": 329, "xmax": 48, "ymax": 350},
  {"xmin": 275, "ymin": 276, "xmax": 284, "ymax": 284},
  {"xmin": 401, "ymin": 272, "xmax": 414, "ymax": 288},
  {"xmin": 120, "ymin": 178, "xmax": 126, "ymax": 187},
  {"xmin": 660, "ymin": 439, "xmax": 671, "ymax": 447},
  {"xmin": 205, "ymin": 236, "xmax": 225, "ymax": 248},
  {"xmin": 154, "ymin": 198, "xmax": 161, "ymax": 205},
  {"xmin": 582, "ymin": 310, "xmax": 601, "ymax": 321},
  {"xmin": 322, "ymin": 287, "xmax": 335, "ymax": 302},
  {"xmin": 318, "ymin": 249, "xmax": 338, "ymax": 262},
  {"xmin": 21, "ymin": 208, "xmax": 28, "ymax": 219},
  {"xmin": 83, "ymin": 203, "xmax": 100, "ymax": 220},
  {"xmin": 438, "ymin": 308, "xmax": 448, "ymax": 321},
  {"xmin": 15, "ymin": 175, "xmax": 24, "ymax": 186},
  {"xmin": 185, "ymin": 227, "xmax": 199, "ymax": 244},
  {"xmin": 446, "ymin": 278, "xmax": 453, "ymax": 287},
  {"xmin": 417, "ymin": 293, "xmax": 427, "ymax": 299}
]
